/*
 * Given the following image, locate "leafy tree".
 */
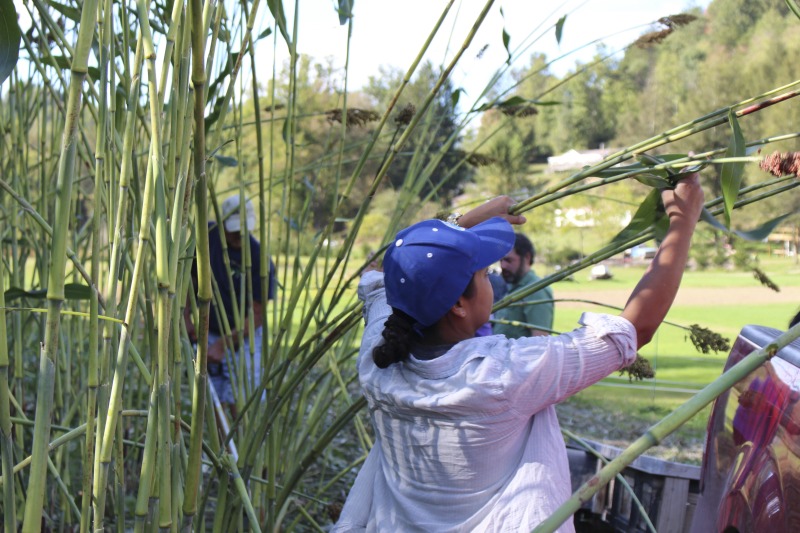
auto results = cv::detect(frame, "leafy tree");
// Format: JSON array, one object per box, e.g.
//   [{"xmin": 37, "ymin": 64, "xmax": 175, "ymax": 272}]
[{"xmin": 364, "ymin": 61, "xmax": 475, "ymax": 203}]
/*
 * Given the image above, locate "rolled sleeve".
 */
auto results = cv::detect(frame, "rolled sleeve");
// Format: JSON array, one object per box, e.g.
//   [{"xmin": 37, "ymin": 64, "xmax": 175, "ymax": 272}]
[
  {"xmin": 357, "ymin": 272, "xmax": 391, "ymax": 367},
  {"xmin": 577, "ymin": 312, "xmax": 638, "ymax": 362},
  {"xmin": 358, "ymin": 271, "xmax": 391, "ymax": 326}
]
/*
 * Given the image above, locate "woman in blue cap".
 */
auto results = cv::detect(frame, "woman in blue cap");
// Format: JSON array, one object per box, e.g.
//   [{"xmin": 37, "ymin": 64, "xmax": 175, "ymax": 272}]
[{"xmin": 335, "ymin": 176, "xmax": 704, "ymax": 532}]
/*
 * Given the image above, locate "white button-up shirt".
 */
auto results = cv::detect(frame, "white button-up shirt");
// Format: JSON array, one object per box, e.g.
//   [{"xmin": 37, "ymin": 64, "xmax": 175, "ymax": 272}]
[{"xmin": 334, "ymin": 271, "xmax": 637, "ymax": 532}]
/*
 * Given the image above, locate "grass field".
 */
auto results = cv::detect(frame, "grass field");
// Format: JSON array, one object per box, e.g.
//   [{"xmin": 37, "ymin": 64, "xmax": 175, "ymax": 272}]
[{"xmin": 548, "ymin": 254, "xmax": 800, "ymax": 464}]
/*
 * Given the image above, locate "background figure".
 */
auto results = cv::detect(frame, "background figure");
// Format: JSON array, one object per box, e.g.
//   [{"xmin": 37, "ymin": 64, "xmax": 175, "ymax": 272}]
[
  {"xmin": 493, "ymin": 232, "xmax": 554, "ymax": 338},
  {"xmin": 474, "ymin": 269, "xmax": 507, "ymax": 337},
  {"xmin": 186, "ymin": 195, "xmax": 276, "ymax": 413},
  {"xmin": 489, "ymin": 270, "xmax": 507, "ymax": 302}
]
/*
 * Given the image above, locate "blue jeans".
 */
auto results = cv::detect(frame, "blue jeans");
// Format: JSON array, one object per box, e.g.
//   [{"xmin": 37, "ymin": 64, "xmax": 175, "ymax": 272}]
[{"xmin": 207, "ymin": 327, "xmax": 264, "ymax": 405}]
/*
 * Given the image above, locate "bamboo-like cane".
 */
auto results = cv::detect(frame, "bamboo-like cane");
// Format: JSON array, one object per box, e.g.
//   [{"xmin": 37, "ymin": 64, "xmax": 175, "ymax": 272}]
[
  {"xmin": 80, "ymin": 0, "xmax": 112, "ymax": 529},
  {"xmin": 510, "ymin": 78, "xmax": 800, "ymax": 215},
  {"xmin": 93, "ymin": 92, "xmax": 160, "ymax": 533},
  {"xmin": 21, "ymin": 0, "xmax": 99, "ymax": 529},
  {"xmin": 183, "ymin": 0, "xmax": 212, "ymax": 524},
  {"xmin": 534, "ymin": 323, "xmax": 800, "ymax": 533},
  {"xmin": 0, "ymin": 237, "xmax": 16, "ymax": 531}
]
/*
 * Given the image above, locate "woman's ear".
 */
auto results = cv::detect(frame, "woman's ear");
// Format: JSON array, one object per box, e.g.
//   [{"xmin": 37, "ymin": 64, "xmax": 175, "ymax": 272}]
[{"xmin": 450, "ymin": 297, "xmax": 468, "ymax": 318}]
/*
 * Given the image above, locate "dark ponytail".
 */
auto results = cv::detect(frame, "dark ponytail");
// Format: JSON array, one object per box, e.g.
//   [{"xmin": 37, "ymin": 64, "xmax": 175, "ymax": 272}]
[{"xmin": 373, "ymin": 308, "xmax": 418, "ymax": 368}]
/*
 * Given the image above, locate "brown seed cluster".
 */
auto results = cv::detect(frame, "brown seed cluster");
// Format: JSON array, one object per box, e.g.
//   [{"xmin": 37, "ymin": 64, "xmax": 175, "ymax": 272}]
[
  {"xmin": 395, "ymin": 103, "xmax": 416, "ymax": 126},
  {"xmin": 658, "ymin": 14, "xmax": 698, "ymax": 28},
  {"xmin": 753, "ymin": 267, "xmax": 781, "ymax": 292},
  {"xmin": 758, "ymin": 151, "xmax": 800, "ymax": 178},
  {"xmin": 327, "ymin": 501, "xmax": 343, "ymax": 522},
  {"xmin": 633, "ymin": 12, "xmax": 697, "ymax": 49},
  {"xmin": 500, "ymin": 105, "xmax": 538, "ymax": 118},
  {"xmin": 634, "ymin": 28, "xmax": 674, "ymax": 48},
  {"xmin": 688, "ymin": 324, "xmax": 731, "ymax": 354},
  {"xmin": 466, "ymin": 152, "xmax": 498, "ymax": 167},
  {"xmin": 619, "ymin": 355, "xmax": 655, "ymax": 381},
  {"xmin": 452, "ymin": 150, "xmax": 498, "ymax": 167},
  {"xmin": 325, "ymin": 108, "xmax": 380, "ymax": 128}
]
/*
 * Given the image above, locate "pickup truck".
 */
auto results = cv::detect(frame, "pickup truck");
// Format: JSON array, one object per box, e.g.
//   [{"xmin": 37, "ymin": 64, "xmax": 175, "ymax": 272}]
[{"xmin": 567, "ymin": 324, "xmax": 800, "ymax": 533}]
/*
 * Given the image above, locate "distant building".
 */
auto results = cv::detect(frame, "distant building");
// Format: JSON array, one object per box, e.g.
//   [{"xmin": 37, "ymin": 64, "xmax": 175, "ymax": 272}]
[
  {"xmin": 766, "ymin": 226, "xmax": 798, "ymax": 257},
  {"xmin": 547, "ymin": 147, "xmax": 615, "ymax": 172}
]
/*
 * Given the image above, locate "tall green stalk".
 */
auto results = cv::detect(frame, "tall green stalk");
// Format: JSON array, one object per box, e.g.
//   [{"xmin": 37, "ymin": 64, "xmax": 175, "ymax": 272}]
[
  {"xmin": 182, "ymin": 0, "xmax": 211, "ymax": 524},
  {"xmin": 21, "ymin": 0, "xmax": 98, "ymax": 529},
  {"xmin": 0, "ymin": 238, "xmax": 16, "ymax": 532},
  {"xmin": 80, "ymin": 0, "xmax": 112, "ymax": 529}
]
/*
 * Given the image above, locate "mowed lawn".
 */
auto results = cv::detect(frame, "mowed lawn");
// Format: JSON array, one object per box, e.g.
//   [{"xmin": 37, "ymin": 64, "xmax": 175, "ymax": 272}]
[{"xmin": 548, "ymin": 255, "xmax": 800, "ymax": 464}]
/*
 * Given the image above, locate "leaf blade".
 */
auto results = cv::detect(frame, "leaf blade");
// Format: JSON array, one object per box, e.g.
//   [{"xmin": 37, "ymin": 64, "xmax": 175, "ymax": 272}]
[
  {"xmin": 720, "ymin": 110, "xmax": 746, "ymax": 228},
  {"xmin": 555, "ymin": 15, "xmax": 567, "ymax": 45},
  {"xmin": 0, "ymin": 0, "xmax": 22, "ymax": 85}
]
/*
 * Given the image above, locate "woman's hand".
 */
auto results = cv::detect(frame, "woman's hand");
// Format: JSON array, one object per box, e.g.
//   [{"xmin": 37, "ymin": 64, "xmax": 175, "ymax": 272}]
[
  {"xmin": 662, "ymin": 172, "xmax": 704, "ymax": 225},
  {"xmin": 458, "ymin": 196, "xmax": 527, "ymax": 228}
]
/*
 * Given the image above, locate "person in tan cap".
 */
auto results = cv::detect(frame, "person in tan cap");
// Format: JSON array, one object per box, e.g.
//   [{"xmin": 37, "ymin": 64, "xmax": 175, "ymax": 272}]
[{"xmin": 186, "ymin": 194, "xmax": 276, "ymax": 415}]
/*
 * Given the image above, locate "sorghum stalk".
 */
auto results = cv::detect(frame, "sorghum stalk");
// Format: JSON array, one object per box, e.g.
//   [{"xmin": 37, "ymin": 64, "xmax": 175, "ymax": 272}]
[
  {"xmin": 93, "ymin": 126, "xmax": 158, "ymax": 533},
  {"xmin": 0, "ymin": 238, "xmax": 16, "ymax": 531},
  {"xmin": 183, "ymin": 0, "xmax": 211, "ymax": 523},
  {"xmin": 131, "ymin": 0, "xmax": 174, "ymax": 525},
  {"xmin": 511, "ymin": 79, "xmax": 800, "ymax": 215},
  {"xmin": 21, "ymin": 0, "xmax": 98, "ymax": 528},
  {"xmin": 80, "ymin": 0, "xmax": 112, "ymax": 529},
  {"xmin": 133, "ymin": 388, "xmax": 159, "ymax": 533}
]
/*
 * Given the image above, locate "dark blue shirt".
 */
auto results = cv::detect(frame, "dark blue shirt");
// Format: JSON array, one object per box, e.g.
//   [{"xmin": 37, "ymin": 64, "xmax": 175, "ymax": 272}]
[{"xmin": 196, "ymin": 223, "xmax": 276, "ymax": 335}]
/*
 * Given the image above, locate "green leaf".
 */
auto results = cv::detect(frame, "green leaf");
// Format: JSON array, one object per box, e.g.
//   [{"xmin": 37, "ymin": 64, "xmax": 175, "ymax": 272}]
[
  {"xmin": 213, "ymin": 155, "xmax": 238, "ymax": 167},
  {"xmin": 720, "ymin": 110, "xmax": 746, "ymax": 228},
  {"xmin": 474, "ymin": 96, "xmax": 524, "ymax": 112},
  {"xmin": 44, "ymin": 55, "xmax": 72, "ymax": 70},
  {"xmin": 0, "ymin": 0, "xmax": 21, "ymax": 85},
  {"xmin": 4, "ymin": 283, "xmax": 91, "ymax": 302},
  {"xmin": 282, "ymin": 115, "xmax": 290, "ymax": 143},
  {"xmin": 474, "ymin": 96, "xmax": 560, "ymax": 113},
  {"xmin": 267, "ymin": 0, "xmax": 292, "ymax": 46},
  {"xmin": 786, "ymin": 0, "xmax": 800, "ymax": 21},
  {"xmin": 337, "ymin": 0, "xmax": 354, "ymax": 25},
  {"xmin": 652, "ymin": 213, "xmax": 670, "ymax": 242},
  {"xmin": 700, "ymin": 209, "xmax": 795, "ymax": 242},
  {"xmin": 555, "ymin": 15, "xmax": 567, "ymax": 45},
  {"xmin": 634, "ymin": 174, "xmax": 672, "ymax": 189},
  {"xmin": 608, "ymin": 188, "xmax": 663, "ymax": 247},
  {"xmin": 500, "ymin": 7, "xmax": 511, "ymax": 64},
  {"xmin": 451, "ymin": 88, "xmax": 463, "ymax": 109},
  {"xmin": 700, "ymin": 207, "xmax": 729, "ymax": 233},
  {"xmin": 208, "ymin": 52, "xmax": 238, "ymax": 97},
  {"xmin": 204, "ymin": 97, "xmax": 225, "ymax": 132},
  {"xmin": 47, "ymin": 0, "xmax": 81, "ymax": 22},
  {"xmin": 257, "ymin": 27, "xmax": 273, "ymax": 41},
  {"xmin": 595, "ymin": 162, "xmax": 649, "ymax": 178},
  {"xmin": 64, "ymin": 283, "xmax": 92, "ymax": 300},
  {"xmin": 735, "ymin": 212, "xmax": 795, "ymax": 241}
]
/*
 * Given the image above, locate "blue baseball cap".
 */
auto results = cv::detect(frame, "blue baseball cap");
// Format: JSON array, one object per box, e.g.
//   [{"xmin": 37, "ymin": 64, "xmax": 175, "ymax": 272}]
[{"xmin": 383, "ymin": 217, "xmax": 515, "ymax": 327}]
